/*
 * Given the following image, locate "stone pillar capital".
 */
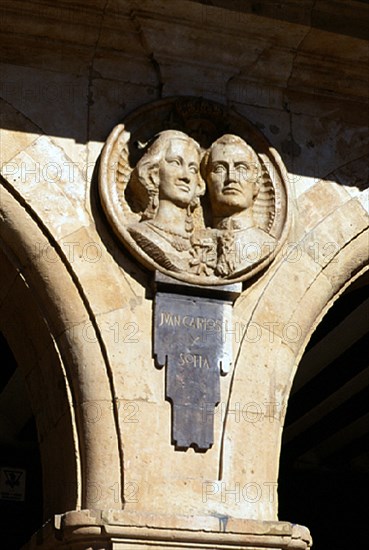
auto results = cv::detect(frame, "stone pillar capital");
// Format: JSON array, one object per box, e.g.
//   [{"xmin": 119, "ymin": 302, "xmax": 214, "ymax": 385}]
[{"xmin": 24, "ymin": 510, "xmax": 312, "ymax": 550}]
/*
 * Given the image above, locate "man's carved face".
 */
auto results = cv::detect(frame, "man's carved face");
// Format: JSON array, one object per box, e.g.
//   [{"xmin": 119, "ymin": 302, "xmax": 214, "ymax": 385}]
[
  {"xmin": 207, "ymin": 142, "xmax": 259, "ymax": 217},
  {"xmin": 157, "ymin": 139, "xmax": 201, "ymax": 207}
]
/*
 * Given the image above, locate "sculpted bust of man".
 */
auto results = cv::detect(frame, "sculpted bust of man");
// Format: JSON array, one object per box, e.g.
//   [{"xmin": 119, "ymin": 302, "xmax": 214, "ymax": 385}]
[
  {"xmin": 202, "ymin": 134, "xmax": 276, "ymax": 276},
  {"xmin": 127, "ymin": 130, "xmax": 205, "ymax": 272}
]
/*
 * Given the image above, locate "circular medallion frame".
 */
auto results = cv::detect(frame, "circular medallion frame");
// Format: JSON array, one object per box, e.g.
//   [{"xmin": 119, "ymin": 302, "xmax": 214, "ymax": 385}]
[{"xmin": 99, "ymin": 97, "xmax": 290, "ymax": 286}]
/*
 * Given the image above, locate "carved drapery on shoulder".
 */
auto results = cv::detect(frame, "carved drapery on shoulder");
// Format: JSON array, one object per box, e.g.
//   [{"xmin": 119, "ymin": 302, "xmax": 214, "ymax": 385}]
[{"xmin": 99, "ymin": 97, "xmax": 289, "ymax": 285}]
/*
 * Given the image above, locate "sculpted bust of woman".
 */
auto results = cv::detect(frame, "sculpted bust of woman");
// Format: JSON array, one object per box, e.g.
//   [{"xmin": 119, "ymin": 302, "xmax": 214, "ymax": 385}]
[{"xmin": 127, "ymin": 130, "xmax": 205, "ymax": 272}]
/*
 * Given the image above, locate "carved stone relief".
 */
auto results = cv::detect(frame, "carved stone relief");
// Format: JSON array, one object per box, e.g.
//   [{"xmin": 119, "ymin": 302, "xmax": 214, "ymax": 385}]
[
  {"xmin": 99, "ymin": 98, "xmax": 289, "ymax": 285},
  {"xmin": 99, "ymin": 98, "xmax": 290, "ymax": 450}
]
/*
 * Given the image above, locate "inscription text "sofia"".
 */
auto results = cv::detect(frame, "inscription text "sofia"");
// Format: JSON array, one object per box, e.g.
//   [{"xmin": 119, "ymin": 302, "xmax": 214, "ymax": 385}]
[{"xmin": 178, "ymin": 353, "xmax": 211, "ymax": 368}]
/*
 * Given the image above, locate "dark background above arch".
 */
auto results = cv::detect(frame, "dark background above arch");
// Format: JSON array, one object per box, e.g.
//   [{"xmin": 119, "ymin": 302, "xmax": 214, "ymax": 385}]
[{"xmin": 279, "ymin": 270, "xmax": 369, "ymax": 549}]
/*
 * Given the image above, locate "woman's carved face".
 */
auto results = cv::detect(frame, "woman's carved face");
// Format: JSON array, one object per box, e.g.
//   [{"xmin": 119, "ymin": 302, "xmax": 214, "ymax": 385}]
[{"xmin": 157, "ymin": 138, "xmax": 201, "ymax": 207}]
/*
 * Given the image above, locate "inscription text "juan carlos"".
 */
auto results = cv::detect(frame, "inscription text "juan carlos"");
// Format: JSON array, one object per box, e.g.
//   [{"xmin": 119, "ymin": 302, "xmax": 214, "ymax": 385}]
[{"xmin": 159, "ymin": 311, "xmax": 222, "ymax": 331}]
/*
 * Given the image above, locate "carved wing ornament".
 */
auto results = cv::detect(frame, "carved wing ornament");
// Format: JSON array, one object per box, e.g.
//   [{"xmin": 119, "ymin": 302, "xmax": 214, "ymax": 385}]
[{"xmin": 99, "ymin": 97, "xmax": 290, "ymax": 285}]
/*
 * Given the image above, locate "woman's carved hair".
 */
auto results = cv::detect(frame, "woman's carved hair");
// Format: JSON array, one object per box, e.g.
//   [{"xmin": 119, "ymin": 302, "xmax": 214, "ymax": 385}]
[{"xmin": 130, "ymin": 130, "xmax": 205, "ymax": 220}]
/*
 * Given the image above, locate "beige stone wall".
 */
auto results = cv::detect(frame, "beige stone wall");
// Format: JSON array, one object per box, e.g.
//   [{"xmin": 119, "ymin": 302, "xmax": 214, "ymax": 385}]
[{"xmin": 0, "ymin": 0, "xmax": 368, "ymax": 546}]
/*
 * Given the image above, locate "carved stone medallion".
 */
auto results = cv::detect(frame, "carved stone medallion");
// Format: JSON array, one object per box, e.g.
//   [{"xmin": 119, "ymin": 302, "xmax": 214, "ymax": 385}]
[{"xmin": 99, "ymin": 97, "xmax": 289, "ymax": 285}]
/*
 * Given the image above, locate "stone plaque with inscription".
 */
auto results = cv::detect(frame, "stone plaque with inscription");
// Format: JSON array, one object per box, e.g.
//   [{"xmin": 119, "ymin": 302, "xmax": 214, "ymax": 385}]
[{"xmin": 154, "ymin": 273, "xmax": 240, "ymax": 450}]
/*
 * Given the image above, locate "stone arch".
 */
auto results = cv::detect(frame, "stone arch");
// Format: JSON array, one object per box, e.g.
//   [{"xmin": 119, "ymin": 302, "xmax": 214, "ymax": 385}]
[
  {"xmin": 220, "ymin": 179, "xmax": 368, "ymax": 520},
  {"xmin": 277, "ymin": 267, "xmax": 369, "ymax": 548},
  {"xmin": 0, "ymin": 181, "xmax": 123, "ymax": 515},
  {"xmin": 0, "ymin": 244, "xmax": 78, "ymax": 519}
]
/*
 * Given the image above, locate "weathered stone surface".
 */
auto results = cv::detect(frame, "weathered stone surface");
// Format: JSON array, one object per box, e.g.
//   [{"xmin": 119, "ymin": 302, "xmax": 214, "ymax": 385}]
[
  {"xmin": 23, "ymin": 509, "xmax": 312, "ymax": 549},
  {"xmin": 1, "ymin": 1, "xmax": 368, "ymax": 548}
]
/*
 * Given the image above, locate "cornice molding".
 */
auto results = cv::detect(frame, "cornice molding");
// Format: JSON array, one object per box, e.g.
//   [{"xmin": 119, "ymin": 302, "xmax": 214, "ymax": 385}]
[
  {"xmin": 1, "ymin": 1, "xmax": 367, "ymax": 104},
  {"xmin": 24, "ymin": 510, "xmax": 312, "ymax": 549}
]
